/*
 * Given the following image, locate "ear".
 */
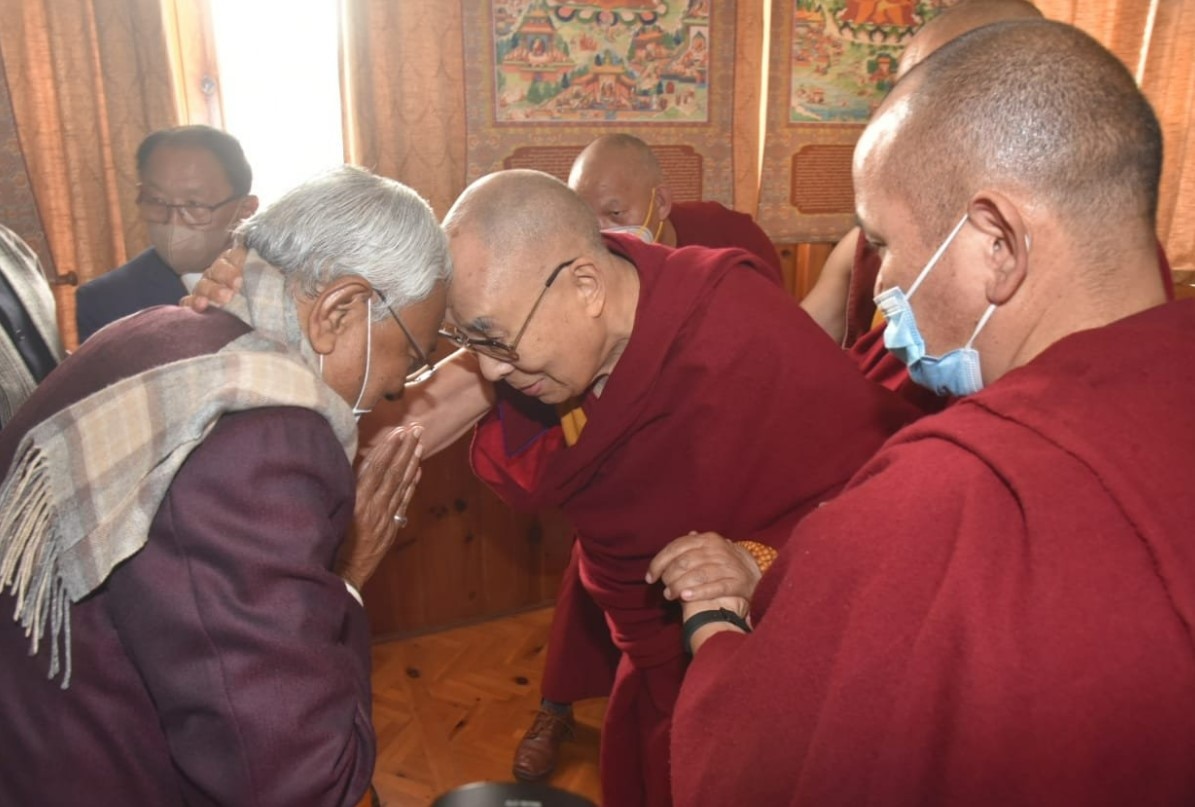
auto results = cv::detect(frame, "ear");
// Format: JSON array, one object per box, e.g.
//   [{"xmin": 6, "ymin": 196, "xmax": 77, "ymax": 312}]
[
  {"xmin": 236, "ymin": 195, "xmax": 260, "ymax": 222},
  {"xmin": 566, "ymin": 257, "xmax": 606, "ymax": 318},
  {"xmin": 965, "ymin": 190, "xmax": 1030, "ymax": 305},
  {"xmin": 304, "ymin": 276, "xmax": 374, "ymax": 356},
  {"xmin": 654, "ymin": 183, "xmax": 674, "ymax": 221}
]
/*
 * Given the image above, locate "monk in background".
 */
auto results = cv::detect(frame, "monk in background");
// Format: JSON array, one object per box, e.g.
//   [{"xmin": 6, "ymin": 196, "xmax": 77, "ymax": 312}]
[
  {"xmin": 651, "ymin": 19, "xmax": 1195, "ymax": 805},
  {"xmin": 568, "ymin": 133, "xmax": 783, "ymax": 283}
]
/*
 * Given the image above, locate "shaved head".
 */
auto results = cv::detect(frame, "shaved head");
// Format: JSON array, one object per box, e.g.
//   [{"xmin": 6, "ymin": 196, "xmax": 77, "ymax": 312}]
[
  {"xmin": 567, "ymin": 134, "xmax": 674, "ymax": 241},
  {"xmin": 864, "ymin": 20, "xmax": 1161, "ymax": 253},
  {"xmin": 442, "ymin": 169, "xmax": 640, "ymax": 403},
  {"xmin": 897, "ymin": 0, "xmax": 1043, "ymax": 80},
  {"xmin": 443, "ymin": 169, "xmax": 604, "ymax": 290},
  {"xmin": 569, "ymin": 134, "xmax": 663, "ymax": 190}
]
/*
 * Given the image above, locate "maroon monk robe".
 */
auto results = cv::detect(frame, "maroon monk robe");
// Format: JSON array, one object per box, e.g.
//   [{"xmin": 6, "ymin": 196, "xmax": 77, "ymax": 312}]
[
  {"xmin": 540, "ymin": 208, "xmax": 789, "ymax": 707},
  {"xmin": 473, "ymin": 233, "xmax": 919, "ymax": 806},
  {"xmin": 673, "ymin": 298, "xmax": 1195, "ymax": 807},
  {"xmin": 670, "ymin": 200, "xmax": 784, "ymax": 285}
]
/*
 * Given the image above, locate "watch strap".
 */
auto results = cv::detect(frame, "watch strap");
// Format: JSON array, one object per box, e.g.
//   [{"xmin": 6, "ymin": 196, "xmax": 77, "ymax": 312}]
[{"xmin": 682, "ymin": 607, "xmax": 751, "ymax": 655}]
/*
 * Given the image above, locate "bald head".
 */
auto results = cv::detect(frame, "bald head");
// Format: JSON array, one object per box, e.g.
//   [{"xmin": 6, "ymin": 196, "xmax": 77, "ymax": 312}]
[
  {"xmin": 897, "ymin": 0, "xmax": 1042, "ymax": 80},
  {"xmin": 443, "ymin": 169, "xmax": 604, "ymax": 286},
  {"xmin": 568, "ymin": 134, "xmax": 674, "ymax": 241},
  {"xmin": 864, "ymin": 20, "xmax": 1161, "ymax": 251},
  {"xmin": 569, "ymin": 134, "xmax": 663, "ymax": 191},
  {"xmin": 442, "ymin": 169, "xmax": 641, "ymax": 404}
]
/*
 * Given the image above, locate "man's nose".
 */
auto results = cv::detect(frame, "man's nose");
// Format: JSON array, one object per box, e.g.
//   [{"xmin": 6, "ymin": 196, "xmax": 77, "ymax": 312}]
[{"xmin": 476, "ymin": 353, "xmax": 514, "ymax": 383}]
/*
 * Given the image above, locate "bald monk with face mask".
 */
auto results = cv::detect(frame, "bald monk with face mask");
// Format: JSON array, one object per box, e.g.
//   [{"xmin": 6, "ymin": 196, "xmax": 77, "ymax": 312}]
[
  {"xmin": 568, "ymin": 133, "xmax": 783, "ymax": 283},
  {"xmin": 652, "ymin": 20, "xmax": 1195, "ymax": 805},
  {"xmin": 801, "ymin": 0, "xmax": 1175, "ymax": 411}
]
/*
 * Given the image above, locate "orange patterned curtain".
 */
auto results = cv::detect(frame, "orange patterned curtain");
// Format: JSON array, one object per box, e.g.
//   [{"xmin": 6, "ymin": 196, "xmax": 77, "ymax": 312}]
[
  {"xmin": 733, "ymin": 0, "xmax": 769, "ymax": 214},
  {"xmin": 0, "ymin": 0, "xmax": 177, "ymax": 348},
  {"xmin": 339, "ymin": 0, "xmax": 469, "ymax": 219},
  {"xmin": 1036, "ymin": 0, "xmax": 1195, "ymax": 273}
]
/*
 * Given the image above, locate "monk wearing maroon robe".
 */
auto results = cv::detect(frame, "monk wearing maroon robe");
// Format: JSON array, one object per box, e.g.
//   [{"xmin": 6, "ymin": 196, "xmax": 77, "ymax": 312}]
[
  {"xmin": 652, "ymin": 21, "xmax": 1195, "ymax": 805},
  {"xmin": 569, "ymin": 133, "xmax": 783, "ymax": 283},
  {"xmin": 504, "ymin": 132, "xmax": 787, "ymax": 783},
  {"xmin": 802, "ymin": 0, "xmax": 1173, "ymax": 416},
  {"xmin": 438, "ymin": 169, "xmax": 919, "ymax": 805}
]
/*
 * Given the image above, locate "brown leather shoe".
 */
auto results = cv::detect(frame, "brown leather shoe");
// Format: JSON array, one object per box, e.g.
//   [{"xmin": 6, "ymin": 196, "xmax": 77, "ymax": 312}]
[{"xmin": 512, "ymin": 708, "xmax": 575, "ymax": 781}]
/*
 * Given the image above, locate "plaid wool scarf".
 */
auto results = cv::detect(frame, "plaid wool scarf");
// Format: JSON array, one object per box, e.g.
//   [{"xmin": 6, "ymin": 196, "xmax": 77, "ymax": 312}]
[{"xmin": 0, "ymin": 251, "xmax": 358, "ymax": 687}]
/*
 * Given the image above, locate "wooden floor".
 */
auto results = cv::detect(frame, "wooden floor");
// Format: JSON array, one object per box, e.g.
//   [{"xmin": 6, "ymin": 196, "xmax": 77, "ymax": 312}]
[{"xmin": 370, "ymin": 607, "xmax": 604, "ymax": 806}]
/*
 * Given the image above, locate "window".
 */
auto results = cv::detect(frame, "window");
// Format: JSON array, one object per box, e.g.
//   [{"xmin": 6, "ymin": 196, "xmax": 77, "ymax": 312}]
[{"xmin": 208, "ymin": 0, "xmax": 344, "ymax": 204}]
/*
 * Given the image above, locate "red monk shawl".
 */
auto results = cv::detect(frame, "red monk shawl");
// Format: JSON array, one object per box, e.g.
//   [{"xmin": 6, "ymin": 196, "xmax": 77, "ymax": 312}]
[
  {"xmin": 473, "ymin": 233, "xmax": 919, "ymax": 806},
  {"xmin": 673, "ymin": 299, "xmax": 1195, "ymax": 806}
]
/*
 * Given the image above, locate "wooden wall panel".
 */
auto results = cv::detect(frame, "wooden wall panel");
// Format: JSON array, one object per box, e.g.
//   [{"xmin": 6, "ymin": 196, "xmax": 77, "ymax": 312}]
[
  {"xmin": 776, "ymin": 241, "xmax": 834, "ymax": 301},
  {"xmin": 361, "ymin": 438, "xmax": 574, "ymax": 640}
]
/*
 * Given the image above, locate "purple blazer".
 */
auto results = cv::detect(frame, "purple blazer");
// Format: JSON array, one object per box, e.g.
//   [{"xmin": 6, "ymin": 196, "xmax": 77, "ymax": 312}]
[{"xmin": 0, "ymin": 306, "xmax": 374, "ymax": 806}]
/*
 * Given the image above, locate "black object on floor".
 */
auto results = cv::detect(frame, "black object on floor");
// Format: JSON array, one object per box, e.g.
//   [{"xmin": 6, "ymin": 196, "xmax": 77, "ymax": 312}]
[{"xmin": 430, "ymin": 780, "xmax": 597, "ymax": 807}]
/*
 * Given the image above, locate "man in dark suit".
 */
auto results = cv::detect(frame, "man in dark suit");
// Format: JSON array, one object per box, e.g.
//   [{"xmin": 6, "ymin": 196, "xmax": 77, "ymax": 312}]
[
  {"xmin": 0, "ymin": 167, "xmax": 448, "ymax": 806},
  {"xmin": 75, "ymin": 125, "xmax": 258, "ymax": 342}
]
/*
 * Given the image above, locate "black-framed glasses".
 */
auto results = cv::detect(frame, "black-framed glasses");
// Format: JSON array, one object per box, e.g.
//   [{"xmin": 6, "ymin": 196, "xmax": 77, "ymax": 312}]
[
  {"xmin": 440, "ymin": 257, "xmax": 578, "ymax": 363},
  {"xmin": 376, "ymin": 290, "xmax": 438, "ymax": 385},
  {"xmin": 136, "ymin": 192, "xmax": 243, "ymax": 226}
]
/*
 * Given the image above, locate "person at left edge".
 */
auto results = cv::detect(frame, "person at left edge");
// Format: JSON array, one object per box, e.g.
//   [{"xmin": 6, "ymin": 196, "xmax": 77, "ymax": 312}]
[{"xmin": 0, "ymin": 223, "xmax": 63, "ymax": 426}]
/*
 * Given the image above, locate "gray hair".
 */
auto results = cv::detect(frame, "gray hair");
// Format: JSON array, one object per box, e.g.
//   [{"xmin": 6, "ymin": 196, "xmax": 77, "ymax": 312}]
[{"xmin": 236, "ymin": 165, "xmax": 451, "ymax": 320}]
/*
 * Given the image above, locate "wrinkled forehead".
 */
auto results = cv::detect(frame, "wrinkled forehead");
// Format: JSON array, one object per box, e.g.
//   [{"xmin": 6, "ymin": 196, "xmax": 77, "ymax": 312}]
[
  {"xmin": 444, "ymin": 233, "xmax": 532, "ymax": 331},
  {"xmin": 574, "ymin": 153, "xmax": 647, "ymax": 197}
]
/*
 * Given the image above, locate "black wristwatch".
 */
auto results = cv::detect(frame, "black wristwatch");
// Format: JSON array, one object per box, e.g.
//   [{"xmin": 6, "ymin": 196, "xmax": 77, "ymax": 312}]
[{"xmin": 682, "ymin": 607, "xmax": 751, "ymax": 655}]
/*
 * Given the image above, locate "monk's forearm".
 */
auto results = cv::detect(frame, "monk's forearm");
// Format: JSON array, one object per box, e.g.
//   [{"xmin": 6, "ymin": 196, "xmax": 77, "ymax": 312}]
[
  {"xmin": 399, "ymin": 349, "xmax": 495, "ymax": 456},
  {"xmin": 798, "ymin": 225, "xmax": 858, "ymax": 345}
]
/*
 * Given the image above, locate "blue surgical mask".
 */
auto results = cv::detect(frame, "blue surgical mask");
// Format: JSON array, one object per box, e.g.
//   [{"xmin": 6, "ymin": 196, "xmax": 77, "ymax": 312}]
[{"xmin": 873, "ymin": 214, "xmax": 998, "ymax": 397}]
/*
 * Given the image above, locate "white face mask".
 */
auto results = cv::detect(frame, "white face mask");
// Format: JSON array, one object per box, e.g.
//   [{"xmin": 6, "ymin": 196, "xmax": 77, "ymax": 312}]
[
  {"xmin": 602, "ymin": 187, "xmax": 665, "ymax": 243},
  {"xmin": 147, "ymin": 221, "xmax": 233, "ymax": 276},
  {"xmin": 319, "ymin": 297, "xmax": 374, "ymax": 422}
]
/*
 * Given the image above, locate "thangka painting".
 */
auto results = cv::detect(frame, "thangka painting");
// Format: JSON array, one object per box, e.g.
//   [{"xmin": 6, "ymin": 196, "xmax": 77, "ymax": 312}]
[
  {"xmin": 488, "ymin": 0, "xmax": 714, "ymax": 123},
  {"xmin": 463, "ymin": 0, "xmax": 743, "ymax": 207},
  {"xmin": 789, "ymin": 0, "xmax": 954, "ymax": 124},
  {"xmin": 756, "ymin": 0, "xmax": 957, "ymax": 242}
]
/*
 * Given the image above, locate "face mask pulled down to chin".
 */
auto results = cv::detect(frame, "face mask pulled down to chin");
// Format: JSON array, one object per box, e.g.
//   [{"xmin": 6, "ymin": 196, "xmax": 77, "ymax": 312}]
[{"xmin": 148, "ymin": 222, "xmax": 233, "ymax": 276}]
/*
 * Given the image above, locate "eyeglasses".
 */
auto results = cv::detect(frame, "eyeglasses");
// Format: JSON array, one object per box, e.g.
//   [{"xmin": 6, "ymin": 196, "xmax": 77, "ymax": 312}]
[
  {"xmin": 376, "ymin": 290, "xmax": 438, "ymax": 385},
  {"xmin": 136, "ymin": 192, "xmax": 243, "ymax": 226},
  {"xmin": 440, "ymin": 257, "xmax": 578, "ymax": 363}
]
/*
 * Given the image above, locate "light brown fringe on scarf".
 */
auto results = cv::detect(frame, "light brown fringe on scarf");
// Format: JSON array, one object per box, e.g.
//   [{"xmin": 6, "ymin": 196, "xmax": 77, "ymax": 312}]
[{"xmin": 0, "ymin": 252, "xmax": 358, "ymax": 688}]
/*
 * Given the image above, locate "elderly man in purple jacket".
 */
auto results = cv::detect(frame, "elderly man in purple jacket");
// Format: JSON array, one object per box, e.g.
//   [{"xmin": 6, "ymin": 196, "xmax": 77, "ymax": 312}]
[{"xmin": 0, "ymin": 166, "xmax": 448, "ymax": 807}]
